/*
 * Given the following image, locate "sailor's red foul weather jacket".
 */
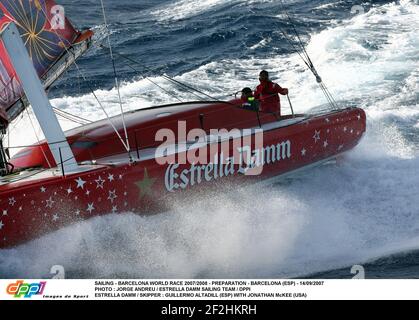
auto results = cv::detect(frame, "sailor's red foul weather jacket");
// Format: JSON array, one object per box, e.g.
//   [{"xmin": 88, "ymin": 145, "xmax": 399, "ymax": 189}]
[{"xmin": 254, "ymin": 81, "xmax": 288, "ymax": 114}]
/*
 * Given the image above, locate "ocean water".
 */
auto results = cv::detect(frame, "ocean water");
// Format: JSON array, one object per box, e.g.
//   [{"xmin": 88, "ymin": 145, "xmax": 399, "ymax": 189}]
[{"xmin": 0, "ymin": 0, "xmax": 418, "ymax": 279}]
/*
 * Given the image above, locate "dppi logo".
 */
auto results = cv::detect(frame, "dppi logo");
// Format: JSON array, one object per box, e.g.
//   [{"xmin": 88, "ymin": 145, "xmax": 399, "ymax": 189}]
[{"xmin": 6, "ymin": 280, "xmax": 46, "ymax": 298}]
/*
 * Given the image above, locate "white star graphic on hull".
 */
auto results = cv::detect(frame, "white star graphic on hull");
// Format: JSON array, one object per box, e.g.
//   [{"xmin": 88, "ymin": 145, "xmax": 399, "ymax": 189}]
[
  {"xmin": 40, "ymin": 187, "xmax": 46, "ymax": 193},
  {"xmin": 66, "ymin": 187, "xmax": 73, "ymax": 195},
  {"xmin": 75, "ymin": 177, "xmax": 86, "ymax": 189},
  {"xmin": 8, "ymin": 198, "xmax": 16, "ymax": 206},
  {"xmin": 108, "ymin": 190, "xmax": 117, "ymax": 203},
  {"xmin": 75, "ymin": 210, "xmax": 81, "ymax": 216},
  {"xmin": 313, "ymin": 130, "xmax": 321, "ymax": 143},
  {"xmin": 323, "ymin": 140, "xmax": 329, "ymax": 148},
  {"xmin": 52, "ymin": 214, "xmax": 59, "ymax": 222},
  {"xmin": 112, "ymin": 206, "xmax": 118, "ymax": 213},
  {"xmin": 357, "ymin": 114, "xmax": 361, "ymax": 120},
  {"xmin": 2, "ymin": 210, "xmax": 7, "ymax": 216},
  {"xmin": 87, "ymin": 203, "xmax": 95, "ymax": 214},
  {"xmin": 95, "ymin": 176, "xmax": 105, "ymax": 189},
  {"xmin": 45, "ymin": 197, "xmax": 55, "ymax": 208},
  {"xmin": 108, "ymin": 174, "xmax": 115, "ymax": 182},
  {"xmin": 301, "ymin": 148, "xmax": 307, "ymax": 156}
]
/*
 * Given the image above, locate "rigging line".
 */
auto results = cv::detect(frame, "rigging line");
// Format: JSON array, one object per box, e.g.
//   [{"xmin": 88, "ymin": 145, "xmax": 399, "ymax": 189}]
[
  {"xmin": 278, "ymin": 1, "xmax": 313, "ymax": 66},
  {"xmin": 54, "ymin": 111, "xmax": 88, "ymax": 126},
  {"xmin": 160, "ymin": 73, "xmax": 221, "ymax": 102},
  {"xmin": 286, "ymin": 94, "xmax": 295, "ymax": 117},
  {"xmin": 141, "ymin": 78, "xmax": 184, "ymax": 103},
  {"xmin": 107, "ymin": 47, "xmax": 208, "ymax": 101},
  {"xmin": 278, "ymin": 0, "xmax": 338, "ymax": 109},
  {"xmin": 276, "ymin": 27, "xmax": 312, "ymax": 69},
  {"xmin": 275, "ymin": 12, "xmax": 319, "ymax": 77},
  {"xmin": 112, "ymin": 53, "xmax": 184, "ymax": 103},
  {"xmin": 317, "ymin": 81, "xmax": 337, "ymax": 109},
  {"xmin": 54, "ymin": 109, "xmax": 90, "ymax": 124},
  {"xmin": 106, "ymin": 48, "xmax": 206, "ymax": 100},
  {"xmin": 54, "ymin": 112, "xmax": 83, "ymax": 125},
  {"xmin": 52, "ymin": 107, "xmax": 92, "ymax": 124},
  {"xmin": 100, "ymin": 0, "xmax": 130, "ymax": 153},
  {"xmin": 286, "ymin": 15, "xmax": 313, "ymax": 65},
  {"xmin": 104, "ymin": 47, "xmax": 223, "ymax": 102},
  {"xmin": 278, "ymin": 2, "xmax": 313, "ymax": 62},
  {"xmin": 25, "ymin": 107, "xmax": 53, "ymax": 169},
  {"xmin": 280, "ymin": 4, "xmax": 319, "ymax": 77},
  {"xmin": 38, "ymin": 5, "xmax": 130, "ymax": 153},
  {"xmin": 322, "ymin": 84, "xmax": 339, "ymax": 106},
  {"xmin": 320, "ymin": 87, "xmax": 335, "ymax": 109},
  {"xmin": 161, "ymin": 75, "xmax": 211, "ymax": 101},
  {"xmin": 278, "ymin": 22, "xmax": 331, "ymax": 105}
]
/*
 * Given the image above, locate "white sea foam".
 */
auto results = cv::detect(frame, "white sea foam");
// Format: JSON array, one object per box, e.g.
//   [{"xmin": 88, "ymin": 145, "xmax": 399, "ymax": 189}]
[
  {"xmin": 151, "ymin": 0, "xmax": 237, "ymax": 22},
  {"xmin": 150, "ymin": 0, "xmax": 281, "ymax": 22}
]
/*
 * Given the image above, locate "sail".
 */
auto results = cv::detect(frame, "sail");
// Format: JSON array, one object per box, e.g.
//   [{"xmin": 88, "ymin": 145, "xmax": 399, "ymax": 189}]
[{"xmin": 0, "ymin": 0, "xmax": 84, "ymax": 125}]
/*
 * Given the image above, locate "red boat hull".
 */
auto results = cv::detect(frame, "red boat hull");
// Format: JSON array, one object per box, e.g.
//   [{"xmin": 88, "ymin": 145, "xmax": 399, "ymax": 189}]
[{"xmin": 0, "ymin": 103, "xmax": 366, "ymax": 248}]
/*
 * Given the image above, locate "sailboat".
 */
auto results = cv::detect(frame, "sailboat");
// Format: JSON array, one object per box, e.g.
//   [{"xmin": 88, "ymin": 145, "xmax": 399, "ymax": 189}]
[{"xmin": 0, "ymin": 0, "xmax": 366, "ymax": 249}]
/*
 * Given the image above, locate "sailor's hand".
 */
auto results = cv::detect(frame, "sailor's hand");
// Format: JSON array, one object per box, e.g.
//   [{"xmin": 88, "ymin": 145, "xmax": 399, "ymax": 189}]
[{"xmin": 283, "ymin": 88, "xmax": 289, "ymax": 95}]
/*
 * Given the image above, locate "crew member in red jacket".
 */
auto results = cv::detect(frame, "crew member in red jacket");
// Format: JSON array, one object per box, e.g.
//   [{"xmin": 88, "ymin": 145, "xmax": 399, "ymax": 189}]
[{"xmin": 254, "ymin": 70, "xmax": 289, "ymax": 115}]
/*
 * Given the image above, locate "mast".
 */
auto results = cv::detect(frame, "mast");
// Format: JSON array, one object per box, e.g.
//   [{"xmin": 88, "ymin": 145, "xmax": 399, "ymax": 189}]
[{"xmin": 0, "ymin": 22, "xmax": 79, "ymax": 173}]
